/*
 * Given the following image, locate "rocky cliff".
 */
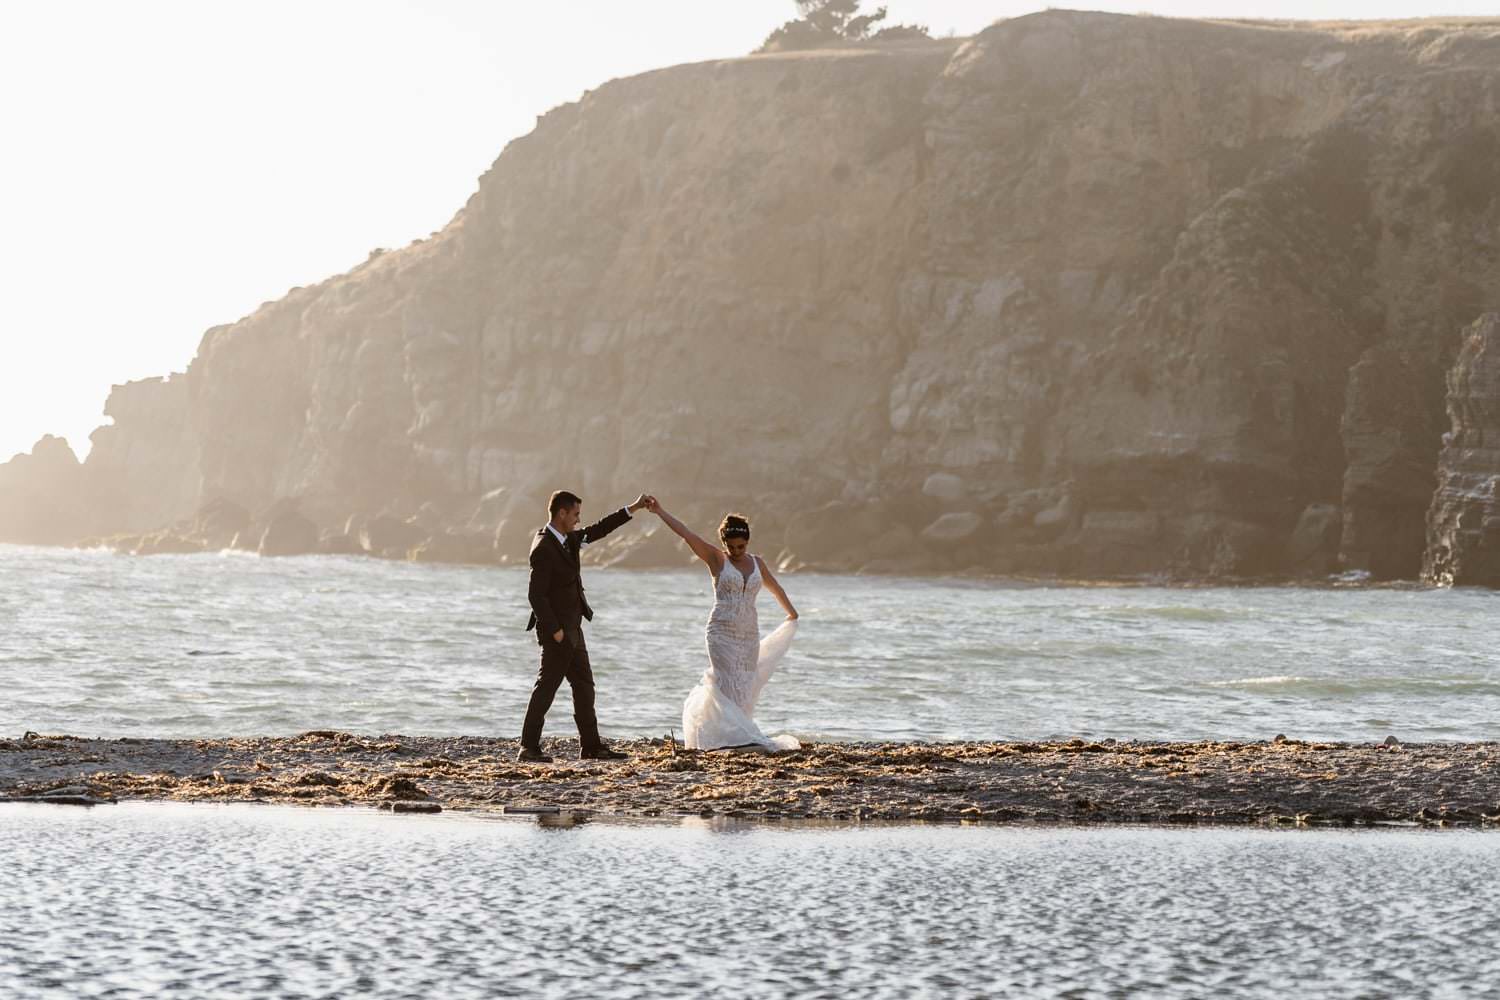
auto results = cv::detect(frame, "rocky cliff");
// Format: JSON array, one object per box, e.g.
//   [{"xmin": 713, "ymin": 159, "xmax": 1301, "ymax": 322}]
[
  {"xmin": 0, "ymin": 436, "xmax": 89, "ymax": 546},
  {"xmin": 7, "ymin": 12, "xmax": 1500, "ymax": 579},
  {"xmin": 1423, "ymin": 314, "xmax": 1500, "ymax": 585}
]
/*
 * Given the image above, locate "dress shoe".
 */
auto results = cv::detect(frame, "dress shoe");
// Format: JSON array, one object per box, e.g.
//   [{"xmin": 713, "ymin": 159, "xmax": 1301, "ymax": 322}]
[
  {"xmin": 579, "ymin": 746, "xmax": 628, "ymax": 761},
  {"xmin": 517, "ymin": 746, "xmax": 553, "ymax": 763}
]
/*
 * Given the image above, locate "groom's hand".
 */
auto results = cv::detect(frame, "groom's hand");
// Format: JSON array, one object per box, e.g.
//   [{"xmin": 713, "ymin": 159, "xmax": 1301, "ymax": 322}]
[
  {"xmin": 629, "ymin": 493, "xmax": 650, "ymax": 512},
  {"xmin": 553, "ymin": 629, "xmax": 565, "ymax": 643}
]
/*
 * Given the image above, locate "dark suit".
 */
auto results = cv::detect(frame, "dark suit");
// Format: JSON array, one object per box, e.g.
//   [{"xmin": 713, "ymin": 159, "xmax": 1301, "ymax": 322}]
[{"xmin": 520, "ymin": 506, "xmax": 633, "ymax": 751}]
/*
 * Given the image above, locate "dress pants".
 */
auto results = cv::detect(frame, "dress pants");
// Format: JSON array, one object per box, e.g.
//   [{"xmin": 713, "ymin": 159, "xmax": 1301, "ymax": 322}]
[{"xmin": 520, "ymin": 624, "xmax": 602, "ymax": 751}]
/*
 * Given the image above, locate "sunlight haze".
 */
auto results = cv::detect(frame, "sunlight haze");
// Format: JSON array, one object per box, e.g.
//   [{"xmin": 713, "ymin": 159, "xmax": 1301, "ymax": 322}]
[{"xmin": 1, "ymin": 0, "xmax": 1491, "ymax": 461}]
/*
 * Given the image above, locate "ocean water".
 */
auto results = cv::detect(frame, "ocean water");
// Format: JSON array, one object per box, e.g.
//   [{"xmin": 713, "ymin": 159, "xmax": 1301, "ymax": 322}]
[
  {"xmin": 3, "ymin": 803, "xmax": 1499, "ymax": 999},
  {"xmin": 7, "ymin": 547, "xmax": 1500, "ymax": 999},
  {"xmin": 3, "ymin": 543, "xmax": 1499, "ymax": 743}
]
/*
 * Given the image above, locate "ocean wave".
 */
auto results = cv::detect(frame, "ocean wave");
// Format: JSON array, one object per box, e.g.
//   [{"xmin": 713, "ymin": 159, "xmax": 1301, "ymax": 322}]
[
  {"xmin": 1210, "ymin": 675, "xmax": 1500, "ymax": 696},
  {"xmin": 1210, "ymin": 675, "xmax": 1310, "ymax": 687},
  {"xmin": 1092, "ymin": 606, "xmax": 1251, "ymax": 624}
]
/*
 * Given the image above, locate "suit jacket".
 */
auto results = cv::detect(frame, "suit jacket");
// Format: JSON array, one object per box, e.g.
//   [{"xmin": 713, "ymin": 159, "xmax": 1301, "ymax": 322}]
[{"xmin": 525, "ymin": 506, "xmax": 633, "ymax": 637}]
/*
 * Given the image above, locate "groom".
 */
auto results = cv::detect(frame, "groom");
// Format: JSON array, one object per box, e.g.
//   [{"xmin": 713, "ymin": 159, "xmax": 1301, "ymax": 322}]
[{"xmin": 519, "ymin": 489, "xmax": 652, "ymax": 762}]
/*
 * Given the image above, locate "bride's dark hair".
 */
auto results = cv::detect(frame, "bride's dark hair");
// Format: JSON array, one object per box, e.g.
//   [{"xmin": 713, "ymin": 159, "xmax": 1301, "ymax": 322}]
[{"xmin": 718, "ymin": 513, "xmax": 751, "ymax": 543}]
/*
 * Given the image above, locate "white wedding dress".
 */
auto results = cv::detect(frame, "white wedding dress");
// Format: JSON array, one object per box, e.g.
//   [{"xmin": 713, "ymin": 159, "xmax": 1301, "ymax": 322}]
[{"xmin": 681, "ymin": 555, "xmax": 800, "ymax": 751}]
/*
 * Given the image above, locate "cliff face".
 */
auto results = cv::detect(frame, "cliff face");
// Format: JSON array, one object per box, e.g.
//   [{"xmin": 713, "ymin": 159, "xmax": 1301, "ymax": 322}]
[
  {"xmin": 8, "ymin": 12, "xmax": 1500, "ymax": 577},
  {"xmin": 83, "ymin": 376, "xmax": 200, "ymax": 533},
  {"xmin": 1423, "ymin": 314, "xmax": 1500, "ymax": 586}
]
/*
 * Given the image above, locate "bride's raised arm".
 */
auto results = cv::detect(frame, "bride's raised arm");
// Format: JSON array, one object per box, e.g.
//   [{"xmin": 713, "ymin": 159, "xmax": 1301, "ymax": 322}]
[{"xmin": 649, "ymin": 501, "xmax": 721, "ymax": 570}]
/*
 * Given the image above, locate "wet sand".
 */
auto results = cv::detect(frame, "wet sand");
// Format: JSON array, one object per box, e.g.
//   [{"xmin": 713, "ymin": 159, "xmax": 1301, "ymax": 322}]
[{"xmin": 3, "ymin": 731, "xmax": 1498, "ymax": 827}]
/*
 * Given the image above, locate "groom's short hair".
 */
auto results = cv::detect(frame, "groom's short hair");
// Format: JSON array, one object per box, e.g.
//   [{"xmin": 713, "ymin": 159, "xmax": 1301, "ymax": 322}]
[{"xmin": 548, "ymin": 490, "xmax": 582, "ymax": 517}]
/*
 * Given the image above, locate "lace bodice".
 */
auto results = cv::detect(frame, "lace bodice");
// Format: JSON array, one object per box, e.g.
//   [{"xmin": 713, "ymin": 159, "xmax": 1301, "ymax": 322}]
[{"xmin": 708, "ymin": 555, "xmax": 761, "ymax": 634}]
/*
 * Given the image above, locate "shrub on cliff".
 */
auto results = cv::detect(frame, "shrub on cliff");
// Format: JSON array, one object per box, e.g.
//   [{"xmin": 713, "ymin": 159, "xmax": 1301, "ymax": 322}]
[{"xmin": 757, "ymin": 0, "xmax": 929, "ymax": 53}]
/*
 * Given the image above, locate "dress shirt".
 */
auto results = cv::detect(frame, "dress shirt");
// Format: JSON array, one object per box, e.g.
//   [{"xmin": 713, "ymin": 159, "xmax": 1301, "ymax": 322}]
[{"xmin": 548, "ymin": 507, "xmax": 630, "ymax": 549}]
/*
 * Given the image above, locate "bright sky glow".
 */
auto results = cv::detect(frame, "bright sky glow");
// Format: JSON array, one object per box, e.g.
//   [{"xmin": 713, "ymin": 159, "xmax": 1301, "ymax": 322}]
[{"xmin": 1, "ymin": 0, "xmax": 1492, "ymax": 461}]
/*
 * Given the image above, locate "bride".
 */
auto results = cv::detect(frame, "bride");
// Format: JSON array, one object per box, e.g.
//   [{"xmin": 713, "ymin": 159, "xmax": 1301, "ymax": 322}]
[{"xmin": 646, "ymin": 500, "xmax": 801, "ymax": 751}]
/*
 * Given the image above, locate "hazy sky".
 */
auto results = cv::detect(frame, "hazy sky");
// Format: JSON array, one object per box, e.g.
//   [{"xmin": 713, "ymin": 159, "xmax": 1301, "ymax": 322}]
[{"xmin": 1, "ymin": 1, "xmax": 1492, "ymax": 462}]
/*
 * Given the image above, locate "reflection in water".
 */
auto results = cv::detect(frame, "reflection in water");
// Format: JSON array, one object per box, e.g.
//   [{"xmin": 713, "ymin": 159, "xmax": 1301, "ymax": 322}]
[{"xmin": 4, "ymin": 803, "xmax": 1500, "ymax": 998}]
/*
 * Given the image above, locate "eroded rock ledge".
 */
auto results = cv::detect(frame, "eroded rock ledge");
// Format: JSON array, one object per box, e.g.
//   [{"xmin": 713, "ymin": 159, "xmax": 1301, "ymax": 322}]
[{"xmin": 3, "ymin": 732, "xmax": 1496, "ymax": 828}]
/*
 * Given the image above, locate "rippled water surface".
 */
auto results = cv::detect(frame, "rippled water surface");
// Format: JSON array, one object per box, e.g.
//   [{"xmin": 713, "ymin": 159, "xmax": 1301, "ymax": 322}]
[
  {"xmin": 3, "ymin": 803, "xmax": 1498, "ymax": 999},
  {"xmin": 4, "ymin": 544, "xmax": 1500, "ymax": 742}
]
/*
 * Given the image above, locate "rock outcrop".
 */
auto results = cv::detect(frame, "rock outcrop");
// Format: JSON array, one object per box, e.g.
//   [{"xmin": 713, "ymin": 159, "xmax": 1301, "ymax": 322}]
[
  {"xmin": 1423, "ymin": 315, "xmax": 1500, "ymax": 586},
  {"xmin": 1339, "ymin": 348, "xmax": 1445, "ymax": 579},
  {"xmin": 0, "ymin": 436, "xmax": 90, "ymax": 545},
  {"xmin": 82, "ymin": 376, "xmax": 199, "ymax": 534},
  {"xmin": 5, "ymin": 13, "xmax": 1500, "ymax": 581},
  {"xmin": 256, "ymin": 503, "xmax": 320, "ymax": 557}
]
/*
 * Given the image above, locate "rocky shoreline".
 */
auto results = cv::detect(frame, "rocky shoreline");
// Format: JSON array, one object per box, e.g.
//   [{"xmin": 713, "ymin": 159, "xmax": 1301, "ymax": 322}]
[{"xmin": 3, "ymin": 731, "xmax": 1497, "ymax": 828}]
